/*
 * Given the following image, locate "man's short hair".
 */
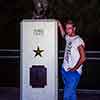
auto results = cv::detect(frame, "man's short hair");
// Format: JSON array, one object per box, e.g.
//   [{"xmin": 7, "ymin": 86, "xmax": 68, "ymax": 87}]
[{"xmin": 66, "ymin": 20, "xmax": 76, "ymax": 27}]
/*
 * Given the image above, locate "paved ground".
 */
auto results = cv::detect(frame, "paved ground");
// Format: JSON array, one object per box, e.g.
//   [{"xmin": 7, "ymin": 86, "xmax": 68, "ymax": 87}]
[
  {"xmin": 0, "ymin": 87, "xmax": 100, "ymax": 100},
  {"xmin": 58, "ymin": 89, "xmax": 100, "ymax": 100}
]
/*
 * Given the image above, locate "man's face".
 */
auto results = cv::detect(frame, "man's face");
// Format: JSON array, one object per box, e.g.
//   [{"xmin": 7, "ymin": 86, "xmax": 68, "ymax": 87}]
[{"xmin": 65, "ymin": 24, "xmax": 76, "ymax": 36}]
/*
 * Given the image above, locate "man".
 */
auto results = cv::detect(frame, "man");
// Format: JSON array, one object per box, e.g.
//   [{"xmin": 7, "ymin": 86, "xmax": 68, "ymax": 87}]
[{"xmin": 58, "ymin": 20, "xmax": 86, "ymax": 100}]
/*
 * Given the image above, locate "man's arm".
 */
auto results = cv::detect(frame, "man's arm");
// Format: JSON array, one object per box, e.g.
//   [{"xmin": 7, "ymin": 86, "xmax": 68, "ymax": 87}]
[
  {"xmin": 68, "ymin": 45, "xmax": 86, "ymax": 72},
  {"xmin": 57, "ymin": 20, "xmax": 66, "ymax": 38}
]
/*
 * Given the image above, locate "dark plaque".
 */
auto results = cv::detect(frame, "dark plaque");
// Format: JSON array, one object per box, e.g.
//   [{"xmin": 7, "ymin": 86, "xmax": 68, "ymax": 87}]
[{"xmin": 30, "ymin": 65, "xmax": 47, "ymax": 88}]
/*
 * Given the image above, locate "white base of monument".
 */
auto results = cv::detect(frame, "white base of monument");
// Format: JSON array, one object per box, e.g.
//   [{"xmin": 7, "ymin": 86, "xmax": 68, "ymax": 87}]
[{"xmin": 20, "ymin": 19, "xmax": 58, "ymax": 100}]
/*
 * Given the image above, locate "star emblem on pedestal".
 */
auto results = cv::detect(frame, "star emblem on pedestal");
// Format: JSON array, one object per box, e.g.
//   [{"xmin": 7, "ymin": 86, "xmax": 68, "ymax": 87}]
[{"xmin": 33, "ymin": 46, "xmax": 44, "ymax": 57}]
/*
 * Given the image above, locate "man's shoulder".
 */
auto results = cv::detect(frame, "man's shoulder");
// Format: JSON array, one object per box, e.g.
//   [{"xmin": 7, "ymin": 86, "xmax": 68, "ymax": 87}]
[
  {"xmin": 64, "ymin": 34, "xmax": 68, "ymax": 40},
  {"xmin": 74, "ymin": 35, "xmax": 85, "ymax": 47},
  {"xmin": 74, "ymin": 35, "xmax": 84, "ymax": 41}
]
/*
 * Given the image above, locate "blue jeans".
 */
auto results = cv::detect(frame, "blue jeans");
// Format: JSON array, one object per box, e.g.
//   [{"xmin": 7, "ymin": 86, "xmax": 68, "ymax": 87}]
[{"xmin": 61, "ymin": 66, "xmax": 81, "ymax": 100}]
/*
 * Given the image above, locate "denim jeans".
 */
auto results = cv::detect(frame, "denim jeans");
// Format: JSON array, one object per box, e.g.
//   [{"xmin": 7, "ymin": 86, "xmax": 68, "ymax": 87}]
[{"xmin": 61, "ymin": 66, "xmax": 81, "ymax": 100}]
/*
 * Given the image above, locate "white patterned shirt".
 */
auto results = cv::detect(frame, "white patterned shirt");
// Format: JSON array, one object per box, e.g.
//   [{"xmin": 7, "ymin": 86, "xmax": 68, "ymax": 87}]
[{"xmin": 63, "ymin": 35, "xmax": 85, "ymax": 74}]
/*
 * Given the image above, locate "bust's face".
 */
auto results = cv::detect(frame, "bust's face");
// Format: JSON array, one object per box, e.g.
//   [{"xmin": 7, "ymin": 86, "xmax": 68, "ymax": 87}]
[
  {"xmin": 32, "ymin": 0, "xmax": 43, "ymax": 15},
  {"xmin": 36, "ymin": 3, "xmax": 43, "ymax": 15}
]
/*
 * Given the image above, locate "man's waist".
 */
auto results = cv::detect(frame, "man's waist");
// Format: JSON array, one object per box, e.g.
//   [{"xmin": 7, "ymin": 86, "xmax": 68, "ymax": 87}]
[{"xmin": 63, "ymin": 62, "xmax": 83, "ymax": 69}]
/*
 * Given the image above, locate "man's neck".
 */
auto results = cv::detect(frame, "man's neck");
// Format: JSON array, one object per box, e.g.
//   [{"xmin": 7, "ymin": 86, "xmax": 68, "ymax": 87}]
[{"xmin": 68, "ymin": 33, "xmax": 76, "ymax": 37}]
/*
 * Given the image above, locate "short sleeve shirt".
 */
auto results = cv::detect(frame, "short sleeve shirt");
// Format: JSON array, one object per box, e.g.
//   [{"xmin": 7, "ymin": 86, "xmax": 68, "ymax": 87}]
[{"xmin": 63, "ymin": 35, "xmax": 85, "ymax": 74}]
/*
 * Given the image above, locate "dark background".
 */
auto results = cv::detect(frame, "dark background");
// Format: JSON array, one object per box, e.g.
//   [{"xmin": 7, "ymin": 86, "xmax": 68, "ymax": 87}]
[{"xmin": 0, "ymin": 0, "xmax": 100, "ymax": 90}]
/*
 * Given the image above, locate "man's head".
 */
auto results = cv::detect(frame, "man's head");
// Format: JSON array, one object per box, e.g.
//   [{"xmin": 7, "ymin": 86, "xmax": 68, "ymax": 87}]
[{"xmin": 65, "ymin": 20, "xmax": 76, "ymax": 36}]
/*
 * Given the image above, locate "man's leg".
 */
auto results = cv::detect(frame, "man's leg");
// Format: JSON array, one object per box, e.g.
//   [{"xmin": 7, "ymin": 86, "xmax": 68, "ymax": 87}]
[
  {"xmin": 61, "ymin": 67, "xmax": 80, "ymax": 100},
  {"xmin": 69, "ymin": 71, "xmax": 80, "ymax": 100},
  {"xmin": 61, "ymin": 67, "xmax": 71, "ymax": 100}
]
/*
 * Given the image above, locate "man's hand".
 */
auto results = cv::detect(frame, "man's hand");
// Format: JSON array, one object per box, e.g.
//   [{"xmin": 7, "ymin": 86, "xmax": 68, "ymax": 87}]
[
  {"xmin": 57, "ymin": 20, "xmax": 61, "ymax": 27},
  {"xmin": 67, "ymin": 67, "xmax": 77, "ymax": 72}
]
